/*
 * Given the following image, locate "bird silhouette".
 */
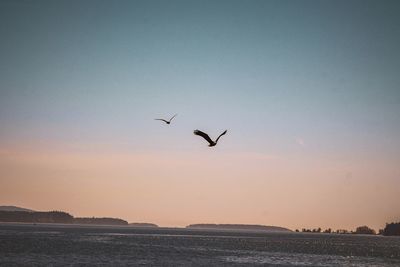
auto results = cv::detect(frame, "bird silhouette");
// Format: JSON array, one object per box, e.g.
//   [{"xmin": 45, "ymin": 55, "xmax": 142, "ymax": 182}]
[
  {"xmin": 194, "ymin": 129, "xmax": 227, "ymax": 147},
  {"xmin": 155, "ymin": 114, "xmax": 177, "ymax": 124}
]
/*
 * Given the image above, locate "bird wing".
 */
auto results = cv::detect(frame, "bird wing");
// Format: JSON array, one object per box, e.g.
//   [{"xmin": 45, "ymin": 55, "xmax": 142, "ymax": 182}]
[
  {"xmin": 169, "ymin": 114, "xmax": 177, "ymax": 122},
  {"xmin": 194, "ymin": 130, "xmax": 214, "ymax": 145},
  {"xmin": 215, "ymin": 130, "xmax": 227, "ymax": 143},
  {"xmin": 155, "ymin": 119, "xmax": 168, "ymax": 123}
]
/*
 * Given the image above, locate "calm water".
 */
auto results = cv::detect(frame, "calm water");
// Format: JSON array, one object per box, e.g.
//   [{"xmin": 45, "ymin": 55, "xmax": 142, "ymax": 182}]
[{"xmin": 1, "ymin": 223, "xmax": 400, "ymax": 266}]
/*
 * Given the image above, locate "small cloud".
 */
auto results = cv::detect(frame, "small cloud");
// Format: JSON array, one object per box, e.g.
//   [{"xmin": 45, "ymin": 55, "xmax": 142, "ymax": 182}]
[{"xmin": 295, "ymin": 137, "xmax": 306, "ymax": 147}]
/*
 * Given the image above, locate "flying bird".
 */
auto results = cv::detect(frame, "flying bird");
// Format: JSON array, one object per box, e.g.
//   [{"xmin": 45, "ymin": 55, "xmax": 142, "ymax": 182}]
[
  {"xmin": 193, "ymin": 129, "xmax": 227, "ymax": 147},
  {"xmin": 155, "ymin": 114, "xmax": 177, "ymax": 124}
]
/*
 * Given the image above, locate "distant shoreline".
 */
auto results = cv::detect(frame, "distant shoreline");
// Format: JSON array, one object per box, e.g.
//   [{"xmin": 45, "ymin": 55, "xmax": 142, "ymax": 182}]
[
  {"xmin": 2, "ymin": 206, "xmax": 398, "ymax": 236},
  {"xmin": 0, "ymin": 222, "xmax": 157, "ymax": 228},
  {"xmin": 0, "ymin": 207, "xmax": 158, "ymax": 227},
  {"xmin": 187, "ymin": 223, "xmax": 292, "ymax": 232}
]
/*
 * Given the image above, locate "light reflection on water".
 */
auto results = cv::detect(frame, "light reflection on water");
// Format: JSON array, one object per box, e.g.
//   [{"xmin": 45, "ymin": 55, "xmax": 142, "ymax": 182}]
[
  {"xmin": 224, "ymin": 253, "xmax": 399, "ymax": 267},
  {"xmin": 1, "ymin": 223, "xmax": 399, "ymax": 266}
]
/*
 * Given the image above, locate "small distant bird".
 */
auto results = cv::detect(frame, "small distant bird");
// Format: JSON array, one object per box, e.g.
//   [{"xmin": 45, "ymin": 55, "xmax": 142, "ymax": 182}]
[
  {"xmin": 155, "ymin": 114, "xmax": 177, "ymax": 124},
  {"xmin": 193, "ymin": 129, "xmax": 227, "ymax": 147}
]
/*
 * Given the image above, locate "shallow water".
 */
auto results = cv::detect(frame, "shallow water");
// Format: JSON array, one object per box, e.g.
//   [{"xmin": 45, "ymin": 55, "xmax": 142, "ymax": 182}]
[{"xmin": 1, "ymin": 223, "xmax": 399, "ymax": 266}]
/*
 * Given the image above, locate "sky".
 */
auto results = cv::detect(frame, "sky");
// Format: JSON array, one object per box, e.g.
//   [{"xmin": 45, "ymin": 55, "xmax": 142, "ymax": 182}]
[{"xmin": 0, "ymin": 0, "xmax": 399, "ymax": 230}]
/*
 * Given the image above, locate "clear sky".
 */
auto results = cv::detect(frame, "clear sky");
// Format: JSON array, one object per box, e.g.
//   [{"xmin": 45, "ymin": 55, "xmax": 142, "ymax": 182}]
[{"xmin": 1, "ymin": 0, "xmax": 399, "ymax": 230}]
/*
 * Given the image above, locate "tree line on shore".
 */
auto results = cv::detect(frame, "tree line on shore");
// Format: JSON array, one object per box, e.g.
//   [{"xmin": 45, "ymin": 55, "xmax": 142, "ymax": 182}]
[
  {"xmin": 0, "ymin": 210, "xmax": 128, "ymax": 225},
  {"xmin": 295, "ymin": 223, "xmax": 400, "ymax": 236},
  {"xmin": 1, "ymin": 209, "xmax": 399, "ymax": 236}
]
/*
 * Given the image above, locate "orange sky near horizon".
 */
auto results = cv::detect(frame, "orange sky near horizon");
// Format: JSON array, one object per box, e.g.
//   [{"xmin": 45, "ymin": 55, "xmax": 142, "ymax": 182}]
[{"xmin": 1, "ymin": 141, "xmax": 398, "ymax": 231}]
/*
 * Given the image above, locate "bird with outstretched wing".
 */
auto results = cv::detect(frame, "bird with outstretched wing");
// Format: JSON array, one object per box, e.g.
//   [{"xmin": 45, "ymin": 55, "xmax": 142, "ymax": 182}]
[
  {"xmin": 194, "ymin": 129, "xmax": 227, "ymax": 147},
  {"xmin": 155, "ymin": 114, "xmax": 177, "ymax": 124}
]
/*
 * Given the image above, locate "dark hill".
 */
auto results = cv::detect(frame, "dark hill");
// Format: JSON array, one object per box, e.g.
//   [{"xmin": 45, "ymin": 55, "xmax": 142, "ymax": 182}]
[
  {"xmin": 0, "ymin": 206, "xmax": 35, "ymax": 212},
  {"xmin": 186, "ymin": 224, "xmax": 292, "ymax": 232},
  {"xmin": 0, "ymin": 210, "xmax": 73, "ymax": 223},
  {"xmin": 0, "ymin": 207, "xmax": 127, "ymax": 226}
]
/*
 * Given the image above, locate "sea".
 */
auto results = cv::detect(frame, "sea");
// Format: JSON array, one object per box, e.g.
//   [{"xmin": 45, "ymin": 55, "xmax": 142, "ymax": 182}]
[{"xmin": 1, "ymin": 223, "xmax": 399, "ymax": 266}]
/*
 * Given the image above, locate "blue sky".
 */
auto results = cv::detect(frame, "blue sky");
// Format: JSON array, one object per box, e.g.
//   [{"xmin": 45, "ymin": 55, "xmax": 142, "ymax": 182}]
[{"xmin": 1, "ymin": 0, "xmax": 400, "ymax": 150}]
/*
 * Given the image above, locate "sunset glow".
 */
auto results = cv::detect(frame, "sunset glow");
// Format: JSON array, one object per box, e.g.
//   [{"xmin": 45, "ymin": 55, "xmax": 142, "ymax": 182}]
[{"xmin": 1, "ymin": 0, "xmax": 400, "ymax": 231}]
